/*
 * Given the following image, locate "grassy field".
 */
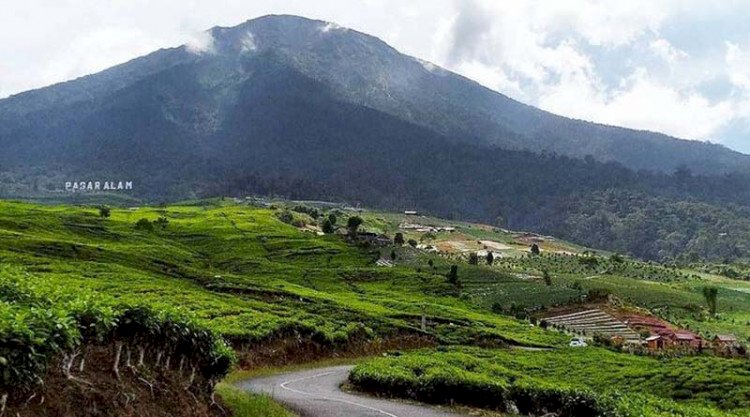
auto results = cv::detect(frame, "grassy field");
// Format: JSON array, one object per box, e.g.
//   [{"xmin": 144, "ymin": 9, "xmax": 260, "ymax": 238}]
[
  {"xmin": 350, "ymin": 347, "xmax": 750, "ymax": 417},
  {"xmin": 2, "ymin": 198, "xmax": 749, "ymax": 415},
  {"xmin": 0, "ymin": 199, "xmax": 567, "ymax": 348}
]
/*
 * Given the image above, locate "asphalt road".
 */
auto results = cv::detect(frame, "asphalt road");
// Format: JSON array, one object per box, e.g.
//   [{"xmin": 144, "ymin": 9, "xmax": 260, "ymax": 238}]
[{"xmin": 237, "ymin": 365, "xmax": 468, "ymax": 417}]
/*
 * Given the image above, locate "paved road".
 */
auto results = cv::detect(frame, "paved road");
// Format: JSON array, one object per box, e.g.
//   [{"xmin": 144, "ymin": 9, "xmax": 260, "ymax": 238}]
[{"xmin": 237, "ymin": 365, "xmax": 467, "ymax": 417}]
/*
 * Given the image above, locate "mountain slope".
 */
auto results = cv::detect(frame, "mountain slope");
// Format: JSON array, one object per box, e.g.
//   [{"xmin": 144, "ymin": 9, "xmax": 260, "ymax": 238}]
[
  {"xmin": 4, "ymin": 15, "xmax": 750, "ymax": 261},
  {"xmin": 1, "ymin": 14, "xmax": 748, "ymax": 175}
]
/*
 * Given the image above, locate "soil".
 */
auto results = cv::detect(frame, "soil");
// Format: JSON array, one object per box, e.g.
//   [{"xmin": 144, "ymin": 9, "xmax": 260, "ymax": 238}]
[
  {"xmin": 4, "ymin": 344, "xmax": 223, "ymax": 417},
  {"xmin": 233, "ymin": 334, "xmax": 437, "ymax": 369}
]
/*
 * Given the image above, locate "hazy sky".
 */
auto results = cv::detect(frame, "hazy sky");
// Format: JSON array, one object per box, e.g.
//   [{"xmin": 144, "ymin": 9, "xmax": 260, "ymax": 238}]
[{"xmin": 3, "ymin": 1, "xmax": 750, "ymax": 152}]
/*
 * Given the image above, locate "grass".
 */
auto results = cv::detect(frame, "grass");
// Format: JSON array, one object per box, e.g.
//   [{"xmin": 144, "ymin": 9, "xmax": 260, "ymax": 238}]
[{"xmin": 216, "ymin": 383, "xmax": 296, "ymax": 417}]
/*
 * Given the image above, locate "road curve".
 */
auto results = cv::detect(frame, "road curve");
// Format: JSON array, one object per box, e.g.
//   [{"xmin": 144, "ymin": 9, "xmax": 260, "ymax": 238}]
[{"xmin": 236, "ymin": 365, "xmax": 468, "ymax": 417}]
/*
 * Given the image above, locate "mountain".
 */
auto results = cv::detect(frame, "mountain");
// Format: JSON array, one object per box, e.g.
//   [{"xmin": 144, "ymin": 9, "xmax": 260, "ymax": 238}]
[
  {"xmin": 3, "ymin": 14, "xmax": 750, "ymax": 262},
  {"xmin": 2, "ymin": 15, "xmax": 749, "ymax": 175}
]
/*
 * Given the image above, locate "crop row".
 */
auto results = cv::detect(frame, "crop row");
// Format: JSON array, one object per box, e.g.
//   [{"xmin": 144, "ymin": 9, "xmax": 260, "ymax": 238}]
[
  {"xmin": 0, "ymin": 266, "xmax": 235, "ymax": 391},
  {"xmin": 544, "ymin": 309, "xmax": 641, "ymax": 340},
  {"xmin": 349, "ymin": 347, "xmax": 750, "ymax": 417}
]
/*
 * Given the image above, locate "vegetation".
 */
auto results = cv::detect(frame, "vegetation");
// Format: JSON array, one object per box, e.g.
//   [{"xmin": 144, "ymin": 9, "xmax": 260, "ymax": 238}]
[
  {"xmin": 214, "ymin": 384, "xmax": 294, "ymax": 417},
  {"xmin": 0, "ymin": 266, "xmax": 234, "ymax": 391},
  {"xmin": 350, "ymin": 347, "xmax": 750, "ymax": 417},
  {"xmin": 0, "ymin": 200, "xmax": 565, "ymax": 384},
  {"xmin": 703, "ymin": 286, "xmax": 719, "ymax": 317},
  {"xmin": 2, "ymin": 198, "xmax": 749, "ymax": 415}
]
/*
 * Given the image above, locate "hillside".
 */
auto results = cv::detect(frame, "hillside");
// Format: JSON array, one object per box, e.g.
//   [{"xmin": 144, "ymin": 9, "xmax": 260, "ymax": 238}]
[
  {"xmin": 3, "ymin": 16, "xmax": 750, "ymax": 263},
  {"xmin": 1, "ymin": 15, "xmax": 748, "ymax": 175},
  {"xmin": 0, "ymin": 199, "xmax": 748, "ymax": 416},
  {"xmin": 4, "ymin": 16, "xmax": 750, "ymax": 263}
]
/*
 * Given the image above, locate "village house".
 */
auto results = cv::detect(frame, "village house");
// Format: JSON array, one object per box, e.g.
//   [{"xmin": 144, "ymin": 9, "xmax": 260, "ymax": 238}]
[
  {"xmin": 646, "ymin": 335, "xmax": 665, "ymax": 350},
  {"xmin": 713, "ymin": 335, "xmax": 739, "ymax": 351},
  {"xmin": 672, "ymin": 331, "xmax": 703, "ymax": 349},
  {"xmin": 355, "ymin": 232, "xmax": 392, "ymax": 247}
]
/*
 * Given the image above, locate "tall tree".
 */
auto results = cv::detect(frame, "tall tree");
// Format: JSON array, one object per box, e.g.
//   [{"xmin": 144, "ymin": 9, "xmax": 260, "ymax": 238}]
[
  {"xmin": 702, "ymin": 286, "xmax": 719, "ymax": 317},
  {"xmin": 543, "ymin": 269, "xmax": 552, "ymax": 286},
  {"xmin": 321, "ymin": 218, "xmax": 335, "ymax": 234},
  {"xmin": 347, "ymin": 216, "xmax": 363, "ymax": 235},
  {"xmin": 447, "ymin": 265, "xmax": 461, "ymax": 296}
]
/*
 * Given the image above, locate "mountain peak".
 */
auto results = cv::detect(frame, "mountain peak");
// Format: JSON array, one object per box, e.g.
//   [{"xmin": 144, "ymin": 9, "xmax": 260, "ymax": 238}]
[{"xmin": 193, "ymin": 14, "xmax": 395, "ymax": 59}]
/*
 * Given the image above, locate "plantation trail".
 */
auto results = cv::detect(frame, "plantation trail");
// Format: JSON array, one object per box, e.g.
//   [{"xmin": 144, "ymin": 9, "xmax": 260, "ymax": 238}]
[{"xmin": 238, "ymin": 365, "xmax": 467, "ymax": 417}]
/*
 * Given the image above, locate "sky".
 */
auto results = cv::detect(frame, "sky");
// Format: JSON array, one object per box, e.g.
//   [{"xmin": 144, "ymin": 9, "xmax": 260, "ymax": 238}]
[{"xmin": 2, "ymin": 0, "xmax": 750, "ymax": 152}]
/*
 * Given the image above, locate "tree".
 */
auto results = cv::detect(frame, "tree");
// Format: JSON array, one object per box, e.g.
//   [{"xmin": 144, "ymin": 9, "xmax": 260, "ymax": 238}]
[
  {"xmin": 610, "ymin": 253, "xmax": 624, "ymax": 263},
  {"xmin": 154, "ymin": 216, "xmax": 169, "ymax": 229},
  {"xmin": 347, "ymin": 216, "xmax": 363, "ymax": 235},
  {"xmin": 408, "ymin": 239, "xmax": 418, "ymax": 248},
  {"xmin": 98, "ymin": 206, "xmax": 111, "ymax": 218},
  {"xmin": 703, "ymin": 286, "xmax": 719, "ymax": 317},
  {"xmin": 328, "ymin": 213, "xmax": 337, "ymax": 225},
  {"xmin": 447, "ymin": 264, "xmax": 461, "ymax": 296},
  {"xmin": 394, "ymin": 232, "xmax": 405, "ymax": 246},
  {"xmin": 530, "ymin": 243, "xmax": 540, "ymax": 255},
  {"xmin": 579, "ymin": 256, "xmax": 599, "ymax": 269},
  {"xmin": 278, "ymin": 211, "xmax": 294, "ymax": 224},
  {"xmin": 468, "ymin": 252, "xmax": 479, "ymax": 265},
  {"xmin": 543, "ymin": 269, "xmax": 552, "ymax": 286},
  {"xmin": 486, "ymin": 251, "xmax": 494, "ymax": 265},
  {"xmin": 428, "ymin": 259, "xmax": 434, "ymax": 268},
  {"xmin": 390, "ymin": 250, "xmax": 397, "ymax": 261},
  {"xmin": 322, "ymin": 218, "xmax": 335, "ymax": 234},
  {"xmin": 134, "ymin": 218, "xmax": 154, "ymax": 232}
]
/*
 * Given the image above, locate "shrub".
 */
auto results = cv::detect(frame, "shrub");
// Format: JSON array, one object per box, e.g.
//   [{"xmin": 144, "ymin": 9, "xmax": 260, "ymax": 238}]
[
  {"xmin": 135, "ymin": 218, "xmax": 154, "ymax": 231},
  {"xmin": 98, "ymin": 206, "xmax": 111, "ymax": 218}
]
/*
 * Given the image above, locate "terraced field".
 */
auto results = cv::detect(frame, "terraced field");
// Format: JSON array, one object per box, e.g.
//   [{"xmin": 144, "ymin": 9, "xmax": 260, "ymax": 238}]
[{"xmin": 544, "ymin": 309, "xmax": 642, "ymax": 341}]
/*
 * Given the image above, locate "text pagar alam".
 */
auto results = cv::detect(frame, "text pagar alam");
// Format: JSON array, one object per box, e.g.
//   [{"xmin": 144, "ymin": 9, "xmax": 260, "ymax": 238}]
[{"xmin": 65, "ymin": 181, "xmax": 133, "ymax": 192}]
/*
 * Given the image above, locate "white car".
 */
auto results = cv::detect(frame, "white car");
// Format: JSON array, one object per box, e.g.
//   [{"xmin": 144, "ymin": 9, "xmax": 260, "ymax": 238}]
[{"xmin": 569, "ymin": 338, "xmax": 588, "ymax": 347}]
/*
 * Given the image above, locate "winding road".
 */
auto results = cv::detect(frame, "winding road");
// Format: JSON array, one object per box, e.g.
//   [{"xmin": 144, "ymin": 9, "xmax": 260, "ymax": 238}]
[{"xmin": 237, "ymin": 365, "xmax": 468, "ymax": 417}]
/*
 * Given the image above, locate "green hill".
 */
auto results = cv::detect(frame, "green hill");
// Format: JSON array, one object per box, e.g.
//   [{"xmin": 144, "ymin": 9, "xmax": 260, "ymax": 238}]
[{"xmin": 1, "ymin": 199, "xmax": 748, "ymax": 415}]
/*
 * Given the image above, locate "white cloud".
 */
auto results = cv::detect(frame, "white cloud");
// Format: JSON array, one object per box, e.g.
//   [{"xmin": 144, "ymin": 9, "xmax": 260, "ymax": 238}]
[
  {"xmin": 435, "ymin": 0, "xmax": 748, "ymax": 142},
  {"xmin": 539, "ymin": 68, "xmax": 734, "ymax": 139},
  {"xmin": 650, "ymin": 38, "xmax": 689, "ymax": 63},
  {"xmin": 319, "ymin": 22, "xmax": 345, "ymax": 33},
  {"xmin": 185, "ymin": 30, "xmax": 216, "ymax": 55},
  {"xmin": 726, "ymin": 42, "xmax": 750, "ymax": 91}
]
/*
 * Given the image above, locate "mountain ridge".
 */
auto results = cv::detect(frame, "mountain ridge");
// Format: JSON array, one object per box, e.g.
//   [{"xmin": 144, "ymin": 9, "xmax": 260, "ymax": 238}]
[
  {"xmin": 1, "ymin": 14, "xmax": 747, "ymax": 174},
  {"xmin": 4, "ymin": 14, "xmax": 750, "ymax": 262}
]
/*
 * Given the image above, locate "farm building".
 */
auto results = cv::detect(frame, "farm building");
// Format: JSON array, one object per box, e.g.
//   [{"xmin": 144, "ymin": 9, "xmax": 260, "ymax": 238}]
[
  {"xmin": 404, "ymin": 210, "xmax": 418, "ymax": 215},
  {"xmin": 646, "ymin": 335, "xmax": 665, "ymax": 350},
  {"xmin": 671, "ymin": 331, "xmax": 703, "ymax": 349},
  {"xmin": 713, "ymin": 335, "xmax": 739, "ymax": 350}
]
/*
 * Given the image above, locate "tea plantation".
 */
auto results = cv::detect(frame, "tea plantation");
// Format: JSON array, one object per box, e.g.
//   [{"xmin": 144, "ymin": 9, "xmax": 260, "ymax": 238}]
[
  {"xmin": 1, "ymin": 199, "xmax": 749, "ymax": 415},
  {"xmin": 0, "ymin": 199, "xmax": 564, "ymax": 392},
  {"xmin": 350, "ymin": 347, "xmax": 750, "ymax": 416}
]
